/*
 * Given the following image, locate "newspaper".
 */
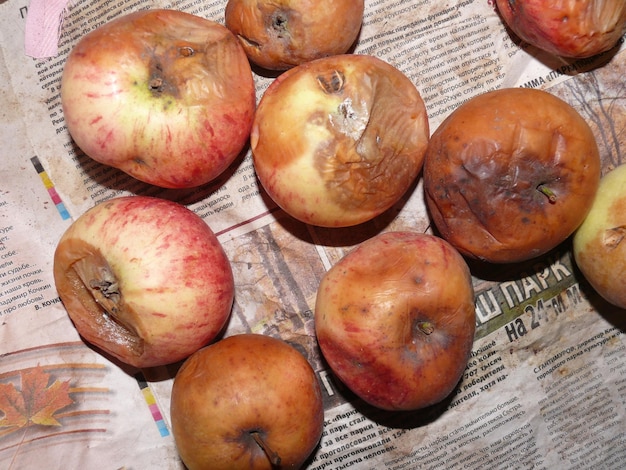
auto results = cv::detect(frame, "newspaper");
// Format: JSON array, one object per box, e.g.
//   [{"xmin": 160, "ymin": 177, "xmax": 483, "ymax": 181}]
[{"xmin": 1, "ymin": 0, "xmax": 625, "ymax": 468}]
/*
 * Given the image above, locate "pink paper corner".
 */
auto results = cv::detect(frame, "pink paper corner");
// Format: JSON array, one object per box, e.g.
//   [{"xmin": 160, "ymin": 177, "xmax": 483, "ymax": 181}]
[{"xmin": 24, "ymin": 0, "xmax": 71, "ymax": 59}]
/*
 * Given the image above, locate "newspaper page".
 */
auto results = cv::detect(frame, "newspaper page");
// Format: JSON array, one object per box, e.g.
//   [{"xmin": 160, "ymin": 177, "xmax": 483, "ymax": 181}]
[{"xmin": 1, "ymin": 0, "xmax": 625, "ymax": 468}]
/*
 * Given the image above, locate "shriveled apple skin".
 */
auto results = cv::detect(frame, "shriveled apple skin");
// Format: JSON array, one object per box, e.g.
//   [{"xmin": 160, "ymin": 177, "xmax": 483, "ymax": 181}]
[
  {"xmin": 315, "ymin": 232, "xmax": 476, "ymax": 411},
  {"xmin": 574, "ymin": 164, "xmax": 626, "ymax": 309},
  {"xmin": 170, "ymin": 334, "xmax": 324, "ymax": 470},
  {"xmin": 225, "ymin": 0, "xmax": 365, "ymax": 70},
  {"xmin": 61, "ymin": 9, "xmax": 256, "ymax": 189},
  {"xmin": 496, "ymin": 0, "xmax": 626, "ymax": 58},
  {"xmin": 53, "ymin": 196, "xmax": 234, "ymax": 368},
  {"xmin": 251, "ymin": 54, "xmax": 430, "ymax": 227},
  {"xmin": 423, "ymin": 88, "xmax": 600, "ymax": 264}
]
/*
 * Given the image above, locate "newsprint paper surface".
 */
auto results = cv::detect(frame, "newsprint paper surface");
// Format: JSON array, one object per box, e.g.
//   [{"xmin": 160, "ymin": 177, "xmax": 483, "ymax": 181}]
[{"xmin": 1, "ymin": 0, "xmax": 625, "ymax": 469}]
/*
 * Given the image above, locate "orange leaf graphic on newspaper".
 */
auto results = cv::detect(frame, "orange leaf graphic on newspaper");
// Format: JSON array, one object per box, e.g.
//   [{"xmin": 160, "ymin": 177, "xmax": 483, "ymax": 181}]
[{"xmin": 0, "ymin": 365, "xmax": 73, "ymax": 429}]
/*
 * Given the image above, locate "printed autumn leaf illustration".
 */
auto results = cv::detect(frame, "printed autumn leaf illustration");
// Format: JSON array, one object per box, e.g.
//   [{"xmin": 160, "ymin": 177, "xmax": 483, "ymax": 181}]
[{"xmin": 0, "ymin": 365, "xmax": 73, "ymax": 430}]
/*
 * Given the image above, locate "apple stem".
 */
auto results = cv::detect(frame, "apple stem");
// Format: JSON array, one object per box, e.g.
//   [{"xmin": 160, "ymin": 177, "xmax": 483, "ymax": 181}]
[
  {"xmin": 89, "ymin": 279, "xmax": 119, "ymax": 298},
  {"xmin": 536, "ymin": 184, "xmax": 557, "ymax": 204},
  {"xmin": 417, "ymin": 321, "xmax": 435, "ymax": 335},
  {"xmin": 149, "ymin": 77, "xmax": 163, "ymax": 92},
  {"xmin": 317, "ymin": 70, "xmax": 346, "ymax": 94},
  {"xmin": 179, "ymin": 46, "xmax": 195, "ymax": 57},
  {"xmin": 251, "ymin": 431, "xmax": 281, "ymax": 466},
  {"xmin": 88, "ymin": 278, "xmax": 121, "ymax": 314}
]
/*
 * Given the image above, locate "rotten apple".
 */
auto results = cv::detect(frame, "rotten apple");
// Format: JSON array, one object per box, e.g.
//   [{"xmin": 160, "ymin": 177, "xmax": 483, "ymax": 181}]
[
  {"xmin": 53, "ymin": 196, "xmax": 234, "ymax": 368},
  {"xmin": 170, "ymin": 333, "xmax": 324, "ymax": 469},
  {"xmin": 61, "ymin": 9, "xmax": 256, "ymax": 189},
  {"xmin": 224, "ymin": 0, "xmax": 365, "ymax": 71},
  {"xmin": 423, "ymin": 88, "xmax": 600, "ymax": 264},
  {"xmin": 573, "ymin": 163, "xmax": 626, "ymax": 309},
  {"xmin": 251, "ymin": 54, "xmax": 430, "ymax": 227},
  {"xmin": 315, "ymin": 231, "xmax": 476, "ymax": 411},
  {"xmin": 495, "ymin": 0, "xmax": 626, "ymax": 58}
]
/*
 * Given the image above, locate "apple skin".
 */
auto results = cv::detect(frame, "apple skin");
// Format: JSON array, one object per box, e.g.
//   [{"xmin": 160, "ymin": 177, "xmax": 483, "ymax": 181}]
[
  {"xmin": 573, "ymin": 164, "xmax": 626, "ymax": 309},
  {"xmin": 423, "ymin": 88, "xmax": 600, "ymax": 264},
  {"xmin": 251, "ymin": 54, "xmax": 430, "ymax": 227},
  {"xmin": 314, "ymin": 231, "xmax": 476, "ymax": 411},
  {"xmin": 495, "ymin": 0, "xmax": 626, "ymax": 58},
  {"xmin": 61, "ymin": 9, "xmax": 256, "ymax": 189},
  {"xmin": 224, "ymin": 0, "xmax": 364, "ymax": 71},
  {"xmin": 53, "ymin": 196, "xmax": 234, "ymax": 368},
  {"xmin": 170, "ymin": 334, "xmax": 324, "ymax": 470}
]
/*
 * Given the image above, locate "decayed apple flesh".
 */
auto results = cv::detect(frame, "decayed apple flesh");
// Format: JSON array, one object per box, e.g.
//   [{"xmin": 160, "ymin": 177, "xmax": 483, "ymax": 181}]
[
  {"xmin": 53, "ymin": 196, "xmax": 235, "ymax": 368},
  {"xmin": 57, "ymin": 241, "xmax": 144, "ymax": 358},
  {"xmin": 251, "ymin": 54, "xmax": 430, "ymax": 227},
  {"xmin": 423, "ymin": 88, "xmax": 600, "ymax": 264}
]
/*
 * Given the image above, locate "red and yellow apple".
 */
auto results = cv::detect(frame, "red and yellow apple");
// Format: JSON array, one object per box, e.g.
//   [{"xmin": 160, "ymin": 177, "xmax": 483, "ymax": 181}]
[
  {"xmin": 61, "ymin": 9, "xmax": 256, "ymax": 189},
  {"xmin": 496, "ymin": 0, "xmax": 626, "ymax": 58},
  {"xmin": 170, "ymin": 333, "xmax": 324, "ymax": 469},
  {"xmin": 224, "ymin": 0, "xmax": 365, "ymax": 70},
  {"xmin": 251, "ymin": 54, "xmax": 430, "ymax": 227},
  {"xmin": 573, "ymin": 163, "xmax": 626, "ymax": 309},
  {"xmin": 315, "ymin": 231, "xmax": 476, "ymax": 411},
  {"xmin": 423, "ymin": 88, "xmax": 600, "ymax": 264},
  {"xmin": 53, "ymin": 196, "xmax": 234, "ymax": 368}
]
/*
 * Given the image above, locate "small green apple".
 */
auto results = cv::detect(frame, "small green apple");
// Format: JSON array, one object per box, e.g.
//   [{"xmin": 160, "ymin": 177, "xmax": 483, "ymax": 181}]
[{"xmin": 573, "ymin": 164, "xmax": 626, "ymax": 309}]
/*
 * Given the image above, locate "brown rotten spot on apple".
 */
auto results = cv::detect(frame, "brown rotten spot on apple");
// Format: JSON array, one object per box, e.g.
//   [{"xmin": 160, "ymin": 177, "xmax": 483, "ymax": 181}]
[
  {"xmin": 251, "ymin": 54, "xmax": 430, "ymax": 227},
  {"xmin": 57, "ymin": 241, "xmax": 145, "ymax": 360},
  {"xmin": 53, "ymin": 196, "xmax": 235, "ymax": 368},
  {"xmin": 320, "ymin": 62, "xmax": 427, "ymax": 208},
  {"xmin": 267, "ymin": 9, "xmax": 290, "ymax": 38},
  {"xmin": 603, "ymin": 226, "xmax": 626, "ymax": 249}
]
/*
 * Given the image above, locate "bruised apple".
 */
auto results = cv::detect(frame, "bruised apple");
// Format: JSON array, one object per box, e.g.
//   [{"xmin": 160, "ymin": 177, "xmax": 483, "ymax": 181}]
[
  {"xmin": 423, "ymin": 88, "xmax": 600, "ymax": 264},
  {"xmin": 61, "ymin": 9, "xmax": 256, "ymax": 189},
  {"xmin": 251, "ymin": 54, "xmax": 430, "ymax": 227},
  {"xmin": 53, "ymin": 196, "xmax": 234, "ymax": 368},
  {"xmin": 170, "ymin": 334, "xmax": 324, "ymax": 470},
  {"xmin": 315, "ymin": 231, "xmax": 476, "ymax": 411},
  {"xmin": 224, "ymin": 0, "xmax": 364, "ymax": 70},
  {"xmin": 573, "ymin": 164, "xmax": 626, "ymax": 309},
  {"xmin": 496, "ymin": 0, "xmax": 626, "ymax": 58}
]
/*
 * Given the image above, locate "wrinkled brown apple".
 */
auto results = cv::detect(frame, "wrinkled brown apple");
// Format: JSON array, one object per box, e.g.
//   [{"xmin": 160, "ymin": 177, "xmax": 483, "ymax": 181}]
[
  {"xmin": 224, "ymin": 0, "xmax": 364, "ymax": 70},
  {"xmin": 423, "ymin": 88, "xmax": 600, "ymax": 264},
  {"xmin": 170, "ymin": 334, "xmax": 324, "ymax": 469},
  {"xmin": 496, "ymin": 0, "xmax": 626, "ymax": 58},
  {"xmin": 573, "ymin": 163, "xmax": 626, "ymax": 309},
  {"xmin": 251, "ymin": 54, "xmax": 430, "ymax": 227},
  {"xmin": 315, "ymin": 231, "xmax": 476, "ymax": 411}
]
